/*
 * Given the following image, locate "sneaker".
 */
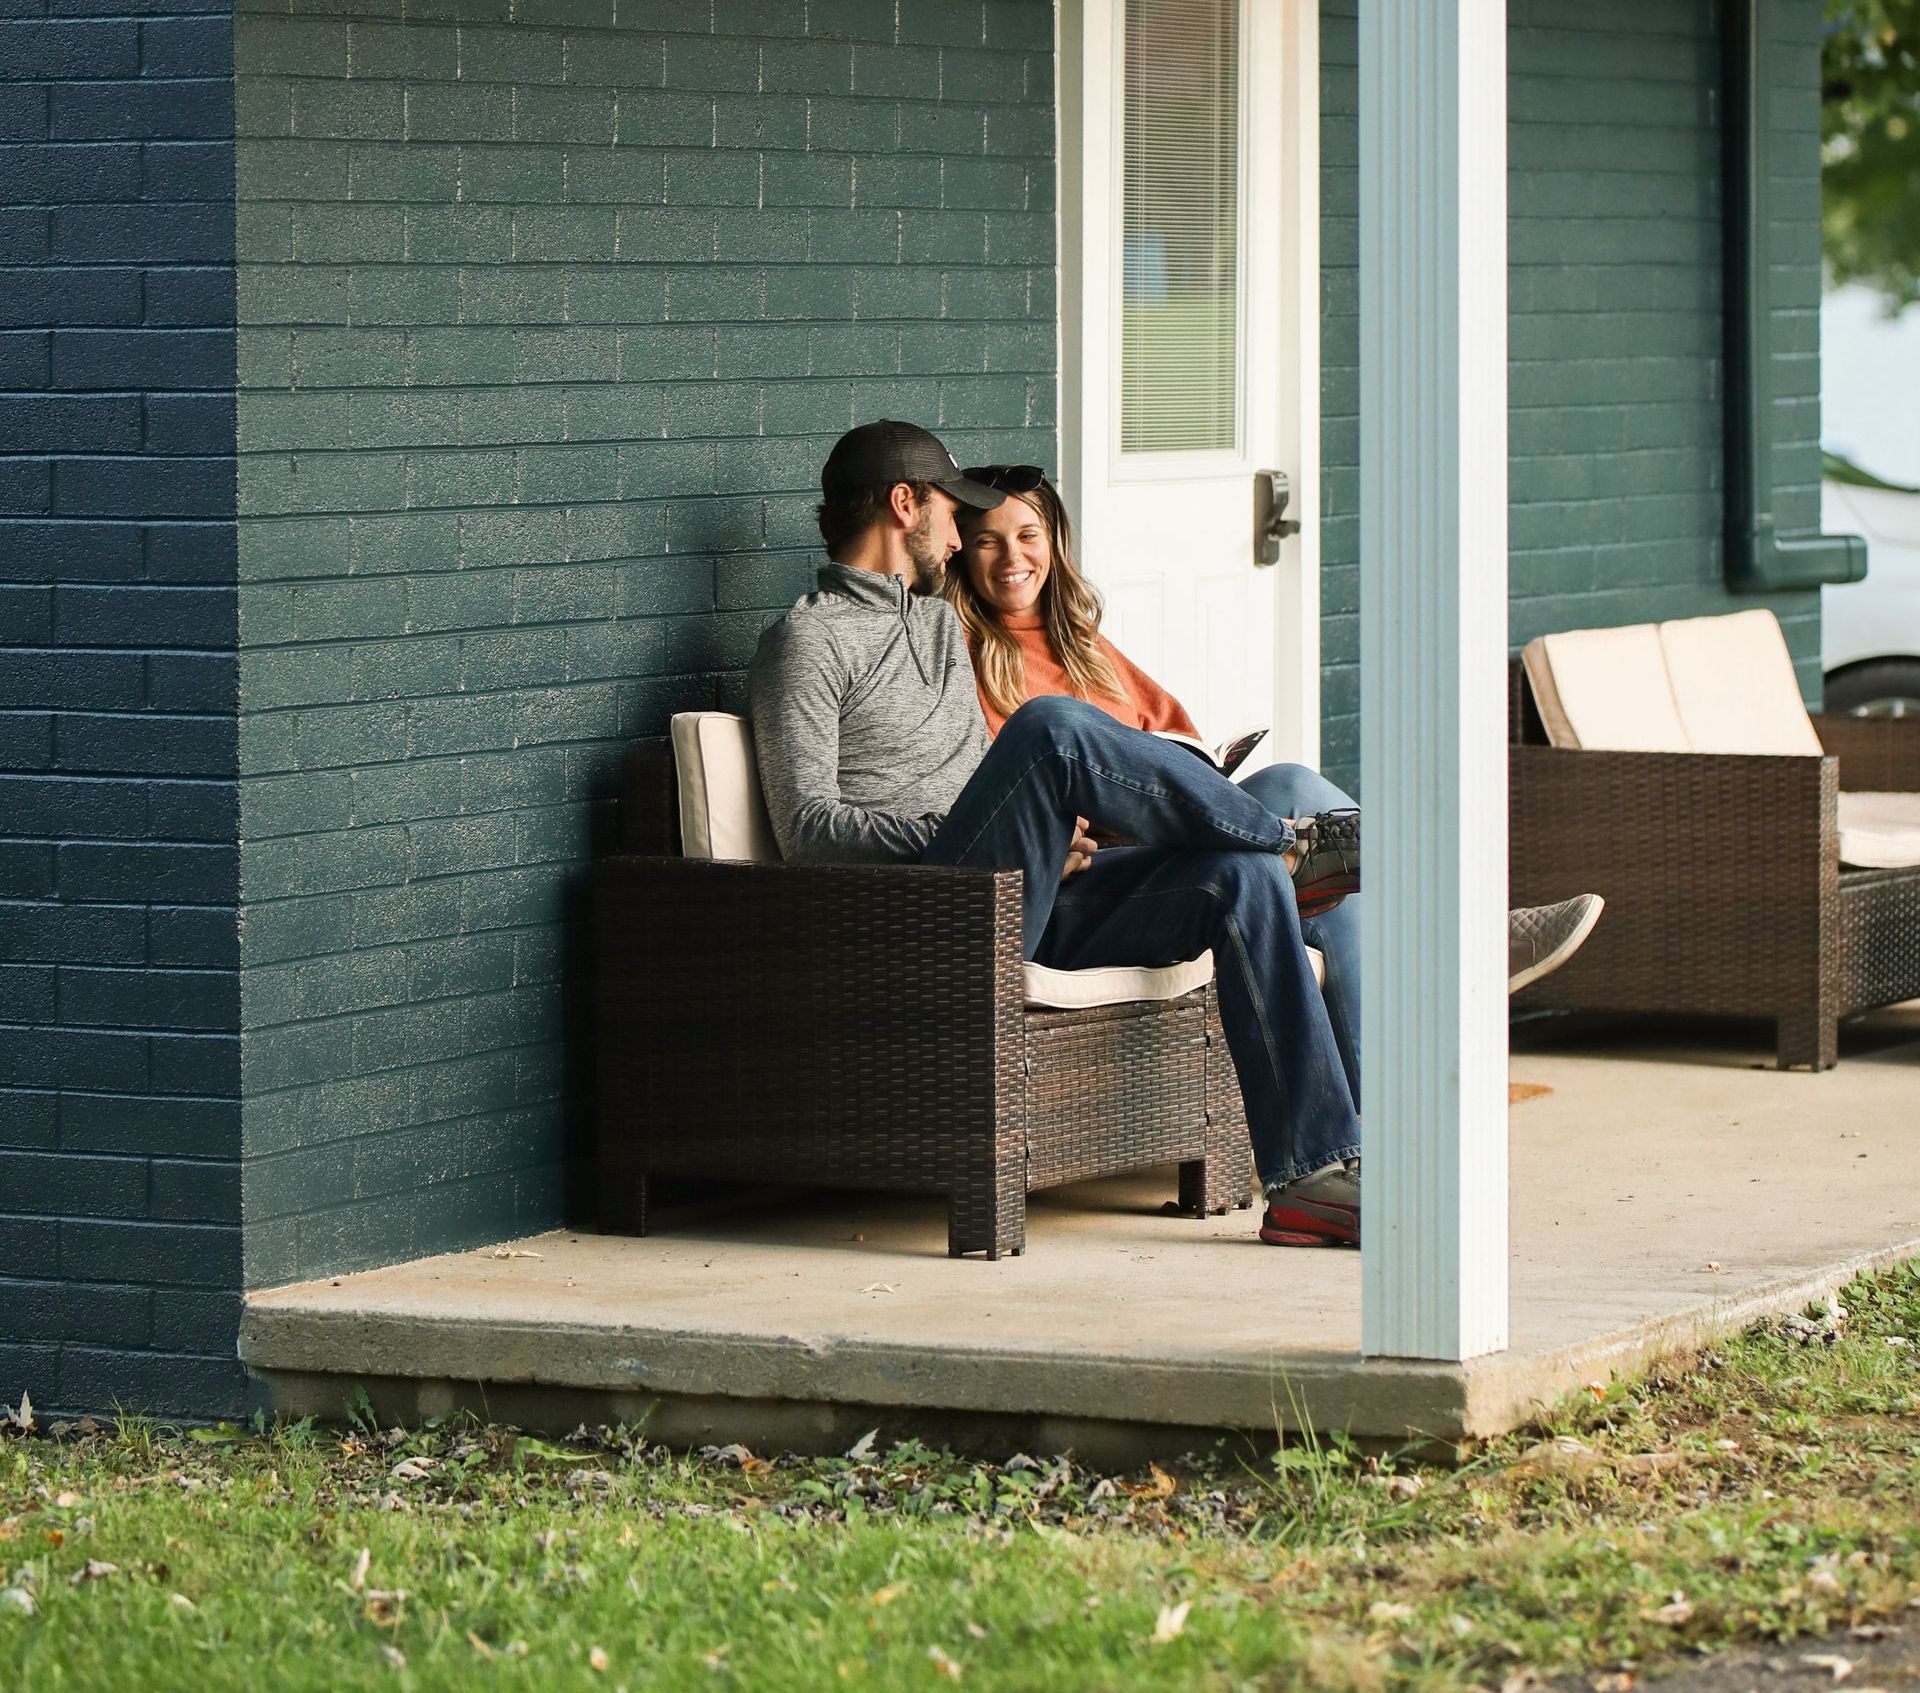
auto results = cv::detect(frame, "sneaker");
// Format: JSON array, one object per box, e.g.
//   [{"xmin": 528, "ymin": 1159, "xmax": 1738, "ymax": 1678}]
[
  {"xmin": 1260, "ymin": 1157, "xmax": 1360, "ymax": 1247},
  {"xmin": 1289, "ymin": 808, "xmax": 1360, "ymax": 917},
  {"xmin": 1508, "ymin": 893, "xmax": 1605, "ymax": 994}
]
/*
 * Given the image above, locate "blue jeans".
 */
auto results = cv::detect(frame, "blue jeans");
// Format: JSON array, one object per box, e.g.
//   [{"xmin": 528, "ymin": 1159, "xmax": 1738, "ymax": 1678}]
[
  {"xmin": 920, "ymin": 697, "xmax": 1361, "ymax": 1190},
  {"xmin": 1236, "ymin": 762, "xmax": 1361, "ymax": 1113}
]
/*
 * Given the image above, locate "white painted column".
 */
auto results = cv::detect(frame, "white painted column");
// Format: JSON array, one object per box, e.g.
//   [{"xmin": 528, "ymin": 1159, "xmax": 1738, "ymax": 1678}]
[{"xmin": 1357, "ymin": 2, "xmax": 1510, "ymax": 1361}]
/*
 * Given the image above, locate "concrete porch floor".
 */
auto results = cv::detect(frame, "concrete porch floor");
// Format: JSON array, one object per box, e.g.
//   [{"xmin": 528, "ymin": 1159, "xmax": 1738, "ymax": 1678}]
[{"xmin": 242, "ymin": 1007, "xmax": 1920, "ymax": 1455}]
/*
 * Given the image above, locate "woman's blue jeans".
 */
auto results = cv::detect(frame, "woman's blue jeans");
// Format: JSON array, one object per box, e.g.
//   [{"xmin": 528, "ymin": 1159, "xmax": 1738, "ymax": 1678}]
[{"xmin": 920, "ymin": 697, "xmax": 1361, "ymax": 1191}]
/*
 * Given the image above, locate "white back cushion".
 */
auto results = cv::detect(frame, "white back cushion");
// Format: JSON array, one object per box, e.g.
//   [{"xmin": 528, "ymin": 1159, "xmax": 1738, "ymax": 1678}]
[
  {"xmin": 1656, "ymin": 609, "xmax": 1823, "ymax": 757},
  {"xmin": 1521, "ymin": 623, "xmax": 1691, "ymax": 752},
  {"xmin": 670, "ymin": 712, "xmax": 780, "ymax": 863}
]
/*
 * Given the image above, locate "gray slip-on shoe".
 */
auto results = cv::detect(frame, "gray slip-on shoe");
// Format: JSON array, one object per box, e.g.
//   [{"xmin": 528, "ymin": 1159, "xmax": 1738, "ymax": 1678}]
[{"xmin": 1508, "ymin": 893, "xmax": 1605, "ymax": 994}]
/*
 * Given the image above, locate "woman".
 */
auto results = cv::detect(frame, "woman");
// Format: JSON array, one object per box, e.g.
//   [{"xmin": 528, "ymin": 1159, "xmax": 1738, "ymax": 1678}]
[
  {"xmin": 946, "ymin": 465, "xmax": 1603, "ymax": 1245},
  {"xmin": 944, "ymin": 466, "xmax": 1365, "ymax": 1185}
]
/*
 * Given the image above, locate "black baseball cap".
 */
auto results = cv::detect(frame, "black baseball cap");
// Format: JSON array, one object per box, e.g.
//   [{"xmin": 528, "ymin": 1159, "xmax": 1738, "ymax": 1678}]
[{"xmin": 821, "ymin": 419, "xmax": 1005, "ymax": 510}]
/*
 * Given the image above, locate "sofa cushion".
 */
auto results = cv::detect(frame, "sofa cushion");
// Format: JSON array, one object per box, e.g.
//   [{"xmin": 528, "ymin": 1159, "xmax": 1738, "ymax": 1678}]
[
  {"xmin": 1838, "ymin": 791, "xmax": 1920, "ymax": 870},
  {"xmin": 1520, "ymin": 623, "xmax": 1691, "ymax": 752},
  {"xmin": 670, "ymin": 712, "xmax": 780, "ymax": 863},
  {"xmin": 1022, "ymin": 947, "xmax": 1325, "ymax": 1010},
  {"xmin": 1657, "ymin": 609, "xmax": 1823, "ymax": 758}
]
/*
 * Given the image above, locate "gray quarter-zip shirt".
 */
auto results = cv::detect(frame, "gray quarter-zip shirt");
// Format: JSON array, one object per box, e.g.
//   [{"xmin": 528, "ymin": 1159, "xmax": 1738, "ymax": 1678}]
[{"xmin": 748, "ymin": 560, "xmax": 992, "ymax": 864}]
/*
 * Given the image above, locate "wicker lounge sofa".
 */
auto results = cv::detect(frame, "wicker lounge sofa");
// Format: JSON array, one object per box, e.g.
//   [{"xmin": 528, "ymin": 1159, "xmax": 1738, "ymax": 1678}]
[
  {"xmin": 595, "ymin": 714, "xmax": 1325, "ymax": 1257},
  {"xmin": 1509, "ymin": 609, "xmax": 1920, "ymax": 1069}
]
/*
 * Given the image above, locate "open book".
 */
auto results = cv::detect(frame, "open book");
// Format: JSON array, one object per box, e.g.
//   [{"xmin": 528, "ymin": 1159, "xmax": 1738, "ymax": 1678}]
[{"xmin": 1153, "ymin": 725, "xmax": 1268, "ymax": 778}]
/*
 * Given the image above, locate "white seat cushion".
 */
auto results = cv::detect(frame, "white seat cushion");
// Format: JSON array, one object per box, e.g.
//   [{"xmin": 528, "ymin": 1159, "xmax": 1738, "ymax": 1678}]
[
  {"xmin": 1521, "ymin": 624, "xmax": 1690, "ymax": 752},
  {"xmin": 1657, "ymin": 609, "xmax": 1823, "ymax": 757},
  {"xmin": 670, "ymin": 711, "xmax": 779, "ymax": 863},
  {"xmin": 1838, "ymin": 791, "xmax": 1920, "ymax": 870},
  {"xmin": 1021, "ymin": 947, "xmax": 1325, "ymax": 1009}
]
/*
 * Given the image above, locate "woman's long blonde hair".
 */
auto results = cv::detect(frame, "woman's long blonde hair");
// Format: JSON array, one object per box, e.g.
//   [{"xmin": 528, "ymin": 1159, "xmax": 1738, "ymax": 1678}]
[{"xmin": 946, "ymin": 472, "xmax": 1126, "ymax": 720}]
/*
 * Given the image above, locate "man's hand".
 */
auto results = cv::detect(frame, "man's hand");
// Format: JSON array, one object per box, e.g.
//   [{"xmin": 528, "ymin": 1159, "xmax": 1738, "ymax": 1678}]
[{"xmin": 1062, "ymin": 816, "xmax": 1098, "ymax": 880}]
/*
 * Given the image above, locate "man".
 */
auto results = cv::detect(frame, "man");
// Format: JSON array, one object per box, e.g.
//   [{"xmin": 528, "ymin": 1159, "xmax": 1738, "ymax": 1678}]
[{"xmin": 749, "ymin": 419, "xmax": 1599, "ymax": 1248}]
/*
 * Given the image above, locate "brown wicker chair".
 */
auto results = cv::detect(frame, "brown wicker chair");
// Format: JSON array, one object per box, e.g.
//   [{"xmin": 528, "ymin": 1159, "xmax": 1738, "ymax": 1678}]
[
  {"xmin": 1509, "ymin": 661, "xmax": 1920, "ymax": 1069},
  {"xmin": 595, "ymin": 740, "xmax": 1255, "ymax": 1258}
]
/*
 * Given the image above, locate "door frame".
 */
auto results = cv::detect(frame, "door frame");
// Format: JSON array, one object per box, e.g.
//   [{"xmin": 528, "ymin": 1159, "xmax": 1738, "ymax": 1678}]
[{"xmin": 1055, "ymin": 0, "xmax": 1322, "ymax": 768}]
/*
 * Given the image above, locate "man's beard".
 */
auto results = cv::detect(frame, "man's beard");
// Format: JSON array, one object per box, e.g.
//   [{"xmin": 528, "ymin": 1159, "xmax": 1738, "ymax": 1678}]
[{"xmin": 904, "ymin": 506, "xmax": 949, "ymax": 594}]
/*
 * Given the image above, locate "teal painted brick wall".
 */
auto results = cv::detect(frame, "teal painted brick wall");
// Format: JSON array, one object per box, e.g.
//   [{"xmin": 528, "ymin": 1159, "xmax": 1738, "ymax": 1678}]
[
  {"xmin": 1317, "ymin": 0, "xmax": 1827, "ymax": 797},
  {"xmin": 233, "ymin": 0, "xmax": 1056, "ymax": 1285}
]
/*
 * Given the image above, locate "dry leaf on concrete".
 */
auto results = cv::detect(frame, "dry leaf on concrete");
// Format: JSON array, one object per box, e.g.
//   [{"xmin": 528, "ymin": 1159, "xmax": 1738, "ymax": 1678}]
[
  {"xmin": 1589, "ymin": 1673, "xmax": 1636, "ymax": 1693},
  {"xmin": 859, "ymin": 1283, "xmax": 896, "ymax": 1295},
  {"xmin": 487, "ymin": 1248, "xmax": 543, "ymax": 1260},
  {"xmin": 1800, "ymin": 1655, "xmax": 1855, "ymax": 1682}
]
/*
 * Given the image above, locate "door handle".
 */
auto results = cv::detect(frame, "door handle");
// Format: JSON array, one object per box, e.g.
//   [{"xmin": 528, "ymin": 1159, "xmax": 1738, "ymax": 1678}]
[{"xmin": 1254, "ymin": 469, "xmax": 1301, "ymax": 566}]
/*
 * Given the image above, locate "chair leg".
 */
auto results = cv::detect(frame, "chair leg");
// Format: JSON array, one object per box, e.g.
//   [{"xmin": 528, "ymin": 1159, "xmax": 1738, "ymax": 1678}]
[
  {"xmin": 1776, "ymin": 1012, "xmax": 1839, "ymax": 1071},
  {"xmin": 1177, "ymin": 1136, "xmax": 1250, "ymax": 1217},
  {"xmin": 948, "ymin": 1170, "xmax": 1025, "ymax": 1259}
]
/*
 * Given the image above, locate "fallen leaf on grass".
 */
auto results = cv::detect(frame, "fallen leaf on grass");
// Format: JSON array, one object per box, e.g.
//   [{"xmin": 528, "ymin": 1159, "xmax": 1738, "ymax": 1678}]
[
  {"xmin": 1368, "ymin": 1601, "xmax": 1415, "ymax": 1622},
  {"xmin": 389, "ymin": 1457, "xmax": 434, "ymax": 1483},
  {"xmin": 1514, "ymin": 1437, "xmax": 1599, "ymax": 1480},
  {"xmin": 349, "ymin": 1547, "xmax": 370, "ymax": 1593},
  {"xmin": 928, "ymin": 1645, "xmax": 964, "ymax": 1680},
  {"xmin": 1124, "ymin": 1463, "xmax": 1178, "ymax": 1500},
  {"xmin": 1500, "ymin": 1669, "xmax": 1544, "ymax": 1693},
  {"xmin": 1800, "ymin": 1655, "xmax": 1854, "ymax": 1682},
  {"xmin": 362, "ymin": 1589, "xmax": 408, "ymax": 1626},
  {"xmin": 845, "ymin": 1428, "xmax": 879, "ymax": 1462},
  {"xmin": 868, "ymin": 1583, "xmax": 909, "ymax": 1607},
  {"xmin": 468, "ymin": 1631, "xmax": 495, "ymax": 1659},
  {"xmin": 1152, "ymin": 1600, "xmax": 1192, "ymax": 1643},
  {"xmin": 3, "ymin": 1393, "xmax": 33, "ymax": 1435},
  {"xmin": 1385, "ymin": 1474, "xmax": 1425, "ymax": 1500},
  {"xmin": 487, "ymin": 1248, "xmax": 544, "ymax": 1260},
  {"xmin": 69, "ymin": 1560, "xmax": 116, "ymax": 1585},
  {"xmin": 700, "ymin": 1645, "xmax": 730, "ymax": 1671},
  {"xmin": 0, "ymin": 1588, "xmax": 35, "ymax": 1616},
  {"xmin": 169, "ymin": 1593, "xmax": 195, "ymax": 1612},
  {"xmin": 1641, "ymin": 1594, "xmax": 1693, "ymax": 1626},
  {"xmin": 186, "ymin": 1423, "xmax": 247, "ymax": 1444},
  {"xmin": 1614, "ymin": 1452, "xmax": 1690, "ymax": 1478},
  {"xmin": 1589, "ymin": 1674, "xmax": 1636, "ymax": 1693},
  {"xmin": 379, "ymin": 1645, "xmax": 405, "ymax": 1670},
  {"xmin": 588, "ymin": 1644, "xmax": 608, "ymax": 1672}
]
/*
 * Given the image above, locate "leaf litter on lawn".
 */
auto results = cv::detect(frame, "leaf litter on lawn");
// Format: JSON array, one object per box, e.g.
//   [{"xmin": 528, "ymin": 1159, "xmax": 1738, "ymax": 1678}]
[{"xmin": 1, "ymin": 1264, "xmax": 1918, "ymax": 1691}]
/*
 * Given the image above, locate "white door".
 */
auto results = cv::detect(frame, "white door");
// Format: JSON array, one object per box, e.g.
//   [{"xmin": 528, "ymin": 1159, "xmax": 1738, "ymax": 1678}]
[{"xmin": 1060, "ymin": 0, "xmax": 1320, "ymax": 768}]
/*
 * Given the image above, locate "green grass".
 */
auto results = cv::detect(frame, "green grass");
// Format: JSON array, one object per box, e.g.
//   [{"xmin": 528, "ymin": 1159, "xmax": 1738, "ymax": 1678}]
[{"xmin": 5, "ymin": 1264, "xmax": 1920, "ymax": 1692}]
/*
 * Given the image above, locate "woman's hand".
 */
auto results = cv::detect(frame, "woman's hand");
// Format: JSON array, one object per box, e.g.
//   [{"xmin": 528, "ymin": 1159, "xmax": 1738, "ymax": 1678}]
[{"xmin": 1062, "ymin": 816, "xmax": 1098, "ymax": 879}]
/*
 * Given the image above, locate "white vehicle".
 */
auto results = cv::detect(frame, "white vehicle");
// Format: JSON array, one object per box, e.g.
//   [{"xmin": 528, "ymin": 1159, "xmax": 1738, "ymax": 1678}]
[
  {"xmin": 1822, "ymin": 469, "xmax": 1920, "ymax": 716},
  {"xmin": 1820, "ymin": 286, "xmax": 1920, "ymax": 717}
]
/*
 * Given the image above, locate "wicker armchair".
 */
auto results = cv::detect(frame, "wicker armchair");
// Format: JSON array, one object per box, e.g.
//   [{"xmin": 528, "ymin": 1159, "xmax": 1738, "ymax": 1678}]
[
  {"xmin": 1509, "ymin": 661, "xmax": 1920, "ymax": 1069},
  {"xmin": 596, "ymin": 740, "xmax": 1254, "ymax": 1258}
]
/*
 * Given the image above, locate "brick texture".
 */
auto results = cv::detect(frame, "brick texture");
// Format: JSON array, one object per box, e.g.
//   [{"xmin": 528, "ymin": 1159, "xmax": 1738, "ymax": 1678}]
[
  {"xmin": 233, "ymin": 0, "xmax": 1056, "ymax": 1284},
  {"xmin": 0, "ymin": 2, "xmax": 244, "ymax": 1418},
  {"xmin": 1317, "ymin": 0, "xmax": 1825, "ymax": 798}
]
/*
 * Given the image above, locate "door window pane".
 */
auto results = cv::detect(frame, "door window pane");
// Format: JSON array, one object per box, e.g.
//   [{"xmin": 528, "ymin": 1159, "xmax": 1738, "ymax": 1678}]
[{"xmin": 1120, "ymin": 0, "xmax": 1240, "ymax": 455}]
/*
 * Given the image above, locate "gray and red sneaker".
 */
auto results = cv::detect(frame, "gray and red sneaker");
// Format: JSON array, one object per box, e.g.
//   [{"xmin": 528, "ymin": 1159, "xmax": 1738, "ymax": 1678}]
[
  {"xmin": 1260, "ymin": 1157, "xmax": 1360, "ymax": 1248},
  {"xmin": 1290, "ymin": 809, "xmax": 1360, "ymax": 918}
]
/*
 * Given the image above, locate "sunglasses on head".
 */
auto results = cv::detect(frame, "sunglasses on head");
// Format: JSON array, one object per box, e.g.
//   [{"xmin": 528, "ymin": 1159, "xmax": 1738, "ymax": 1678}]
[{"xmin": 963, "ymin": 463, "xmax": 1047, "ymax": 494}]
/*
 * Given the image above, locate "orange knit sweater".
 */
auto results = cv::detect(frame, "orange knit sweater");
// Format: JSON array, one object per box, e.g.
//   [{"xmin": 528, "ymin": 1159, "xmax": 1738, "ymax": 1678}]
[{"xmin": 974, "ymin": 615, "xmax": 1201, "ymax": 739}]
